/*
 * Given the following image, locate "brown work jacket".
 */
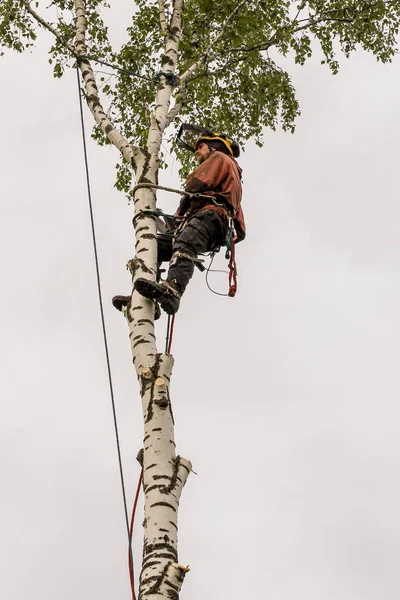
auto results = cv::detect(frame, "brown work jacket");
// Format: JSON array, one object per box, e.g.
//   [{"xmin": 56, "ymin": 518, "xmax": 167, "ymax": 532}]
[{"xmin": 177, "ymin": 150, "xmax": 246, "ymax": 241}]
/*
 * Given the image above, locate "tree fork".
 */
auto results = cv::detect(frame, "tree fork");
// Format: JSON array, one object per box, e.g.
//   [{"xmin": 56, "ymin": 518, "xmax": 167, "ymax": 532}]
[{"xmin": 72, "ymin": 0, "xmax": 192, "ymax": 597}]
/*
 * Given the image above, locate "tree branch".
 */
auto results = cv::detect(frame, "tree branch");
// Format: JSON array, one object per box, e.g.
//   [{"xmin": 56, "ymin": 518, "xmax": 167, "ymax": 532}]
[
  {"xmin": 165, "ymin": 84, "xmax": 188, "ymax": 127},
  {"xmin": 226, "ymin": 2, "xmax": 384, "ymax": 55},
  {"xmin": 73, "ymin": 0, "xmax": 135, "ymax": 166},
  {"xmin": 179, "ymin": 0, "xmax": 247, "ymax": 86},
  {"xmin": 165, "ymin": 0, "xmax": 247, "ymax": 126},
  {"xmin": 21, "ymin": 0, "xmax": 78, "ymax": 57},
  {"xmin": 158, "ymin": 0, "xmax": 168, "ymax": 37}
]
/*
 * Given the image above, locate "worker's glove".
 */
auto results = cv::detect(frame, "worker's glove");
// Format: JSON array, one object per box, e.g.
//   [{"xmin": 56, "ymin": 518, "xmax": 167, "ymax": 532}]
[{"xmin": 177, "ymin": 193, "xmax": 191, "ymax": 217}]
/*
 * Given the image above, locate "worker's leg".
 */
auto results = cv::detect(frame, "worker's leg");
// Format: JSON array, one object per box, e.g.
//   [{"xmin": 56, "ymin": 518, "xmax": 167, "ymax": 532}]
[
  {"xmin": 156, "ymin": 233, "xmax": 174, "ymax": 281},
  {"xmin": 166, "ymin": 210, "xmax": 227, "ymax": 292},
  {"xmin": 135, "ymin": 211, "xmax": 227, "ymax": 314},
  {"xmin": 112, "ymin": 233, "xmax": 173, "ymax": 317}
]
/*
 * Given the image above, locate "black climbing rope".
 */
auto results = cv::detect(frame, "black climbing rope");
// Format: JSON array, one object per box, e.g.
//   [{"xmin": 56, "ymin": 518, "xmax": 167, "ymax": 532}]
[{"xmin": 76, "ymin": 65, "xmax": 135, "ymax": 588}]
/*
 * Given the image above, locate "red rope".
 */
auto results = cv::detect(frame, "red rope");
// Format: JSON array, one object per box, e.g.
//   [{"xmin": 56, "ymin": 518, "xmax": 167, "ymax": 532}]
[
  {"xmin": 167, "ymin": 314, "xmax": 176, "ymax": 354},
  {"xmin": 228, "ymin": 241, "xmax": 237, "ymax": 297},
  {"xmin": 129, "ymin": 469, "xmax": 143, "ymax": 600}
]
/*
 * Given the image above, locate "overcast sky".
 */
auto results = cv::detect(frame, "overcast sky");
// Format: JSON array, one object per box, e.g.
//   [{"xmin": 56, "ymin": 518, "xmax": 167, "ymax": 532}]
[{"xmin": 2, "ymin": 5, "xmax": 400, "ymax": 600}]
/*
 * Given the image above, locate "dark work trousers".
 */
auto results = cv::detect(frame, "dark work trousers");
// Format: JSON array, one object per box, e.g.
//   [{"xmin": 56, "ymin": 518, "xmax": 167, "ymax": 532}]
[{"xmin": 157, "ymin": 210, "xmax": 228, "ymax": 293}]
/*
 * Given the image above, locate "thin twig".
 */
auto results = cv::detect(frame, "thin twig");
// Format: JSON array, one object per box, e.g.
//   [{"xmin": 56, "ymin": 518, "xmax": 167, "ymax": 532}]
[
  {"xmin": 227, "ymin": 2, "xmax": 384, "ymax": 55},
  {"xmin": 21, "ymin": 0, "xmax": 78, "ymax": 57},
  {"xmin": 179, "ymin": 0, "xmax": 247, "ymax": 85}
]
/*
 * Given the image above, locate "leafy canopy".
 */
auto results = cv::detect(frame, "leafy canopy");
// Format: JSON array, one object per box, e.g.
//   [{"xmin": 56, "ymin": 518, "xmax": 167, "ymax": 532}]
[{"xmin": 2, "ymin": 1, "xmax": 400, "ymax": 187}]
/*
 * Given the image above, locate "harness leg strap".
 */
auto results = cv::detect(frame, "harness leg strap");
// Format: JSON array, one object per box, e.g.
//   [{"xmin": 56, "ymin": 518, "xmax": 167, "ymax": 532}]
[{"xmin": 170, "ymin": 251, "xmax": 206, "ymax": 272}]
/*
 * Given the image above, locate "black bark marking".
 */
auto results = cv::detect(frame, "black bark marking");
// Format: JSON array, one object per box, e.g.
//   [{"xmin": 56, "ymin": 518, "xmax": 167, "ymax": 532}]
[
  {"xmin": 147, "ymin": 563, "xmax": 170, "ymax": 596},
  {"xmin": 86, "ymin": 77, "xmax": 97, "ymax": 88},
  {"xmin": 143, "ymin": 541, "xmax": 177, "ymax": 560},
  {"xmin": 149, "ymin": 457, "xmax": 180, "ymax": 495},
  {"xmin": 144, "ymin": 483, "xmax": 167, "ymax": 494},
  {"xmin": 137, "ymin": 155, "xmax": 152, "ymax": 182},
  {"xmin": 142, "ymin": 233, "xmax": 157, "ymax": 240},
  {"xmin": 137, "ymin": 247, "xmax": 149, "ymax": 254},
  {"xmin": 133, "ymin": 338, "xmax": 151, "ymax": 349},
  {"xmin": 150, "ymin": 501, "xmax": 176, "ymax": 512},
  {"xmin": 132, "ymin": 213, "xmax": 146, "ymax": 224},
  {"xmin": 161, "ymin": 55, "xmax": 174, "ymax": 67},
  {"xmin": 168, "ymin": 457, "xmax": 181, "ymax": 493},
  {"xmin": 179, "ymin": 462, "xmax": 191, "ymax": 474},
  {"xmin": 143, "ymin": 434, "xmax": 150, "ymax": 442},
  {"xmin": 152, "ymin": 428, "xmax": 162, "ymax": 432},
  {"xmin": 87, "ymin": 94, "xmax": 101, "ymax": 109},
  {"xmin": 145, "ymin": 463, "xmax": 157, "ymax": 470},
  {"xmin": 169, "ymin": 521, "xmax": 178, "ymax": 530},
  {"xmin": 142, "ymin": 560, "xmax": 161, "ymax": 570},
  {"xmin": 167, "ymin": 385, "xmax": 175, "ymax": 424},
  {"xmin": 105, "ymin": 124, "xmax": 114, "ymax": 134},
  {"xmin": 154, "ymin": 398, "xmax": 169, "ymax": 408},
  {"xmin": 146, "ymin": 354, "xmax": 162, "ymax": 423},
  {"xmin": 165, "ymin": 580, "xmax": 179, "ymax": 592},
  {"xmin": 144, "ymin": 552, "xmax": 176, "ymax": 564},
  {"xmin": 137, "ymin": 319, "xmax": 153, "ymax": 326},
  {"xmin": 136, "ymin": 225, "xmax": 150, "ymax": 234},
  {"xmin": 127, "ymin": 256, "xmax": 154, "ymax": 277}
]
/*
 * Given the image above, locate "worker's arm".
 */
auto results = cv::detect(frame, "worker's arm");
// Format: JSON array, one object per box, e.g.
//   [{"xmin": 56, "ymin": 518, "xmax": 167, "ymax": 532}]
[
  {"xmin": 185, "ymin": 152, "xmax": 230, "ymax": 195},
  {"xmin": 176, "ymin": 153, "xmax": 225, "ymax": 215},
  {"xmin": 176, "ymin": 194, "xmax": 191, "ymax": 216}
]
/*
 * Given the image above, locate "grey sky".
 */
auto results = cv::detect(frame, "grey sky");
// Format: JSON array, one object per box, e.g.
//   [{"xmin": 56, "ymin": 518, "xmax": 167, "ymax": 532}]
[{"xmin": 1, "ymin": 8, "xmax": 400, "ymax": 600}]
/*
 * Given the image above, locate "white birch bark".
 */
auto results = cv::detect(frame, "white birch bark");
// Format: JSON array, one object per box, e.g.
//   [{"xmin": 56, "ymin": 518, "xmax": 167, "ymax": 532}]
[
  {"xmin": 123, "ymin": 3, "xmax": 194, "ymax": 597},
  {"xmin": 71, "ymin": 0, "xmax": 192, "ymax": 597}
]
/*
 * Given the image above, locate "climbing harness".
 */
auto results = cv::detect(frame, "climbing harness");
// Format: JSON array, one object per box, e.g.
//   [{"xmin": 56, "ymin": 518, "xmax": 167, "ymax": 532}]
[
  {"xmin": 132, "ymin": 181, "xmax": 239, "ymax": 294},
  {"xmin": 225, "ymin": 218, "xmax": 238, "ymax": 297},
  {"xmin": 204, "ymin": 218, "xmax": 238, "ymax": 298},
  {"xmin": 170, "ymin": 250, "xmax": 205, "ymax": 271}
]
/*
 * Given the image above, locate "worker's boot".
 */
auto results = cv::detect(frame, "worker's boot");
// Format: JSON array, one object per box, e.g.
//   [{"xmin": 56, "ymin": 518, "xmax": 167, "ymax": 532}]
[
  {"xmin": 134, "ymin": 278, "xmax": 182, "ymax": 315},
  {"xmin": 112, "ymin": 295, "xmax": 161, "ymax": 320}
]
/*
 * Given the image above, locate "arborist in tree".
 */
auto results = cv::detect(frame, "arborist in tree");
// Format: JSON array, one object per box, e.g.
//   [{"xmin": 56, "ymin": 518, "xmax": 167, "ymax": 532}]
[{"xmin": 113, "ymin": 127, "xmax": 245, "ymax": 316}]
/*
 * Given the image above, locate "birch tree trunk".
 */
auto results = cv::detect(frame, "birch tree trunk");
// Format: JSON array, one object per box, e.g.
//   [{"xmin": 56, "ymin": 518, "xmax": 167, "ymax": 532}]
[
  {"xmin": 74, "ymin": 1, "xmax": 192, "ymax": 598},
  {"xmin": 25, "ymin": 0, "xmax": 249, "ymax": 596}
]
